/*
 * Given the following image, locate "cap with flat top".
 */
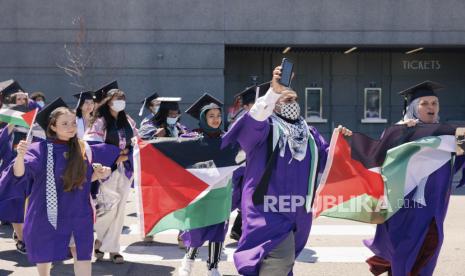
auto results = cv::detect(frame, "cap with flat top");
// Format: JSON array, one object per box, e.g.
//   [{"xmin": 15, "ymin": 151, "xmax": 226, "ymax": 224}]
[
  {"xmin": 398, "ymin": 80, "xmax": 444, "ymax": 114},
  {"xmin": 36, "ymin": 97, "xmax": 68, "ymax": 130},
  {"xmin": 234, "ymin": 81, "xmax": 270, "ymax": 106},
  {"xmin": 94, "ymin": 80, "xmax": 118, "ymax": 103},
  {"xmin": 0, "ymin": 79, "xmax": 25, "ymax": 98},
  {"xmin": 157, "ymin": 97, "xmax": 182, "ymax": 112},
  {"xmin": 138, "ymin": 92, "xmax": 160, "ymax": 116},
  {"xmin": 185, "ymin": 93, "xmax": 223, "ymax": 120}
]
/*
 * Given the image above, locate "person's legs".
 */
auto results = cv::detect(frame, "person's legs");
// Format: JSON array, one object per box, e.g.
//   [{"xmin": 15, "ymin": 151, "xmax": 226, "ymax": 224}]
[
  {"xmin": 230, "ymin": 211, "xmax": 242, "ymax": 241},
  {"xmin": 70, "ymin": 246, "xmax": 92, "ymax": 276},
  {"xmin": 207, "ymin": 241, "xmax": 223, "ymax": 270},
  {"xmin": 36, "ymin": 263, "xmax": 51, "ymax": 276},
  {"xmin": 103, "ymin": 169, "xmax": 131, "ymax": 263},
  {"xmin": 179, "ymin": 247, "xmax": 198, "ymax": 276},
  {"xmin": 12, "ymin": 223, "xmax": 23, "ymax": 240},
  {"xmin": 258, "ymin": 231, "xmax": 295, "ymax": 276}
]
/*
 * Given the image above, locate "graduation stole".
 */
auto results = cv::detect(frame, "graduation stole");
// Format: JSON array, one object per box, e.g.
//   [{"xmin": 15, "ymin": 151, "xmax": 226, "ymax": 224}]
[
  {"xmin": 46, "ymin": 143, "xmax": 58, "ymax": 229},
  {"xmin": 252, "ymin": 121, "xmax": 319, "ymax": 213}
]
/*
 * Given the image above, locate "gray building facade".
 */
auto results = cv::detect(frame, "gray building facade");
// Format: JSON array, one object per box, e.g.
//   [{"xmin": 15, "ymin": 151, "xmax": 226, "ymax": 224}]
[{"xmin": 1, "ymin": 0, "xmax": 465, "ymax": 137}]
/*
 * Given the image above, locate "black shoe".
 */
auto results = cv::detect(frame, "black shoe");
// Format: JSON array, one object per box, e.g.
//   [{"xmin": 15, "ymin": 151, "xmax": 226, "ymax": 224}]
[
  {"xmin": 230, "ymin": 231, "xmax": 241, "ymax": 241},
  {"xmin": 16, "ymin": 240, "xmax": 27, "ymax": 254}
]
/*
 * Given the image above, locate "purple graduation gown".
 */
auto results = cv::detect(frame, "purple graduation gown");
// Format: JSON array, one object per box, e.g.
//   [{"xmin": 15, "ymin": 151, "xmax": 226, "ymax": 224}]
[
  {"xmin": 222, "ymin": 113, "xmax": 328, "ymax": 276},
  {"xmin": 0, "ymin": 140, "xmax": 120, "ymax": 264},
  {"xmin": 364, "ymin": 156, "xmax": 465, "ymax": 275},
  {"xmin": 0, "ymin": 125, "xmax": 26, "ymax": 223}
]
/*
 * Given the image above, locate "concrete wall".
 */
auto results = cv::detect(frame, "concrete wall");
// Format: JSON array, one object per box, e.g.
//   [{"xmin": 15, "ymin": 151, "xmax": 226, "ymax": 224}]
[
  {"xmin": 225, "ymin": 49, "xmax": 465, "ymax": 138},
  {"xmin": 1, "ymin": 0, "xmax": 464, "ymax": 127}
]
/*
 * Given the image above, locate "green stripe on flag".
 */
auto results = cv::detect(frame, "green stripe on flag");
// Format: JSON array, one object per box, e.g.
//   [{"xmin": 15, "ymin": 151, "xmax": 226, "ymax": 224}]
[
  {"xmin": 149, "ymin": 180, "xmax": 232, "ymax": 235},
  {"xmin": 320, "ymin": 193, "xmax": 388, "ymax": 224},
  {"xmin": 381, "ymin": 136, "xmax": 442, "ymax": 220},
  {"xmin": 0, "ymin": 113, "xmax": 29, "ymax": 128}
]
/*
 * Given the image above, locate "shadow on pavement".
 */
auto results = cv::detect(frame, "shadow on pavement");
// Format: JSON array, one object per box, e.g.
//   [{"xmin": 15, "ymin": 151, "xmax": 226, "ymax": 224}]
[
  {"xmin": 51, "ymin": 261, "xmax": 175, "ymax": 276},
  {"xmin": 295, "ymin": 247, "xmax": 318, "ymax": 263},
  {"xmin": 0, "ymin": 250, "xmax": 34, "ymax": 268},
  {"xmin": 0, "ymin": 225, "xmax": 13, "ymax": 239}
]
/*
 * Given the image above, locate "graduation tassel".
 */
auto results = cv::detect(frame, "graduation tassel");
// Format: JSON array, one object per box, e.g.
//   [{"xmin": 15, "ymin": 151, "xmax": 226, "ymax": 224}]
[
  {"xmin": 402, "ymin": 97, "xmax": 408, "ymax": 117},
  {"xmin": 75, "ymin": 92, "xmax": 83, "ymax": 110},
  {"xmin": 139, "ymin": 98, "xmax": 147, "ymax": 117}
]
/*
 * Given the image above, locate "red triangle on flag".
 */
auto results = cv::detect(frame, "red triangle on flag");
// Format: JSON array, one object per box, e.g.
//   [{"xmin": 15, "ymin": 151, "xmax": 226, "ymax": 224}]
[
  {"xmin": 313, "ymin": 132, "xmax": 384, "ymax": 217},
  {"xmin": 140, "ymin": 143, "xmax": 209, "ymax": 235},
  {"xmin": 21, "ymin": 108, "xmax": 38, "ymax": 127}
]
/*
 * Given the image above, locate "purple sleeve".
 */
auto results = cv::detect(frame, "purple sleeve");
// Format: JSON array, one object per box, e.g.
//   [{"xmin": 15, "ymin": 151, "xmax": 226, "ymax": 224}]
[
  {"xmin": 231, "ymin": 166, "xmax": 245, "ymax": 211},
  {"xmin": 0, "ymin": 142, "xmax": 43, "ymax": 201},
  {"xmin": 221, "ymin": 113, "xmax": 270, "ymax": 156},
  {"xmin": 89, "ymin": 143, "xmax": 120, "ymax": 167},
  {"xmin": 309, "ymin": 126, "xmax": 329, "ymax": 174},
  {"xmin": 0, "ymin": 126, "xmax": 12, "ymax": 159}
]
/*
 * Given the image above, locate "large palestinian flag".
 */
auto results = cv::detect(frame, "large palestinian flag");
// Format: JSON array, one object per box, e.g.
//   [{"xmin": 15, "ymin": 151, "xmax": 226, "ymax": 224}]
[
  {"xmin": 134, "ymin": 136, "xmax": 243, "ymax": 236},
  {"xmin": 313, "ymin": 124, "xmax": 459, "ymax": 224}
]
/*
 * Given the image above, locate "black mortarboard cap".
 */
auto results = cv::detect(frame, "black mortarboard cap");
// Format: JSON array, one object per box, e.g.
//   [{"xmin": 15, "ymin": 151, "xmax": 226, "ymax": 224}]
[
  {"xmin": 138, "ymin": 92, "xmax": 160, "ymax": 116},
  {"xmin": 36, "ymin": 97, "xmax": 68, "ymax": 130},
  {"xmin": 185, "ymin": 93, "xmax": 223, "ymax": 120},
  {"xmin": 234, "ymin": 81, "xmax": 270, "ymax": 106},
  {"xmin": 73, "ymin": 91, "xmax": 95, "ymax": 109},
  {"xmin": 0, "ymin": 79, "xmax": 25, "ymax": 97},
  {"xmin": 94, "ymin": 80, "xmax": 118, "ymax": 103},
  {"xmin": 157, "ymin": 97, "xmax": 181, "ymax": 111},
  {"xmin": 398, "ymin": 80, "xmax": 444, "ymax": 114}
]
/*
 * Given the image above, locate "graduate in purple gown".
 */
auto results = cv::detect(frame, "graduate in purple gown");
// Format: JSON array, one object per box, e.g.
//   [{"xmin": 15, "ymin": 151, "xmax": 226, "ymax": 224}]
[
  {"xmin": 222, "ymin": 66, "xmax": 351, "ymax": 276},
  {"xmin": 178, "ymin": 93, "xmax": 228, "ymax": 276},
  {"xmin": 365, "ymin": 81, "xmax": 465, "ymax": 275},
  {"xmin": 0, "ymin": 80, "xmax": 34, "ymax": 253},
  {"xmin": 0, "ymin": 98, "xmax": 114, "ymax": 276},
  {"xmin": 228, "ymin": 82, "xmax": 270, "ymax": 242}
]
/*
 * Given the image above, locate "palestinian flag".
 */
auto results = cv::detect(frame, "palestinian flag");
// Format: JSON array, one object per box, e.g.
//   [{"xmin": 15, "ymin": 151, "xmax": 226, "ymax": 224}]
[
  {"xmin": 0, "ymin": 108, "xmax": 37, "ymax": 128},
  {"xmin": 134, "ymin": 136, "xmax": 243, "ymax": 236},
  {"xmin": 313, "ymin": 124, "xmax": 459, "ymax": 224}
]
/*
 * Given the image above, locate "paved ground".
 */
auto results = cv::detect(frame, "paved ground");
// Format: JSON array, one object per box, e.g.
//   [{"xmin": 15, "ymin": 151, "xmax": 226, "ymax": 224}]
[{"xmin": 1, "ymin": 188, "xmax": 465, "ymax": 276}]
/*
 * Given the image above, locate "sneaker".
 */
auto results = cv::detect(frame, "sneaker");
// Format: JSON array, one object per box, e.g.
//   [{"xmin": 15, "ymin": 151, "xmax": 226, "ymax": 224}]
[
  {"xmin": 229, "ymin": 231, "xmax": 240, "ymax": 241},
  {"xmin": 178, "ymin": 257, "xmax": 194, "ymax": 276},
  {"xmin": 207, "ymin": 268, "xmax": 221, "ymax": 276},
  {"xmin": 16, "ymin": 240, "xmax": 27, "ymax": 254}
]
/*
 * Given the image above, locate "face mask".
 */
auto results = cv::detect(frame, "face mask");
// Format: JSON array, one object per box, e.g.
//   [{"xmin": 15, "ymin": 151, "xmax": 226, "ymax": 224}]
[
  {"xmin": 166, "ymin": 116, "xmax": 178, "ymax": 125},
  {"xmin": 277, "ymin": 101, "xmax": 300, "ymax": 120},
  {"xmin": 111, "ymin": 100, "xmax": 126, "ymax": 112},
  {"xmin": 36, "ymin": 101, "xmax": 45, "ymax": 108}
]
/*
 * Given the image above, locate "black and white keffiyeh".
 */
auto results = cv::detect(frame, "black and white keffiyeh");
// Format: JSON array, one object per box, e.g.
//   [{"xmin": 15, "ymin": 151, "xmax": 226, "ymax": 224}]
[
  {"xmin": 46, "ymin": 143, "xmax": 58, "ymax": 229},
  {"xmin": 271, "ymin": 114, "xmax": 310, "ymax": 162}
]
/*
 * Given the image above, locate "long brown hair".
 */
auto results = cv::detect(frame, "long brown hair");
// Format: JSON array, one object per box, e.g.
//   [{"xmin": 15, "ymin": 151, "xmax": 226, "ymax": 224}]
[{"xmin": 46, "ymin": 107, "xmax": 87, "ymax": 192}]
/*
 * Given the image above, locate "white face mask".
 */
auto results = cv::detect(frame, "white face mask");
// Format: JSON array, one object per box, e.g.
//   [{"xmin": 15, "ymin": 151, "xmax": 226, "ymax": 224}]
[
  {"xmin": 277, "ymin": 101, "xmax": 301, "ymax": 120},
  {"xmin": 36, "ymin": 101, "xmax": 45, "ymax": 108},
  {"xmin": 166, "ymin": 116, "xmax": 178, "ymax": 125},
  {"xmin": 111, "ymin": 100, "xmax": 126, "ymax": 112}
]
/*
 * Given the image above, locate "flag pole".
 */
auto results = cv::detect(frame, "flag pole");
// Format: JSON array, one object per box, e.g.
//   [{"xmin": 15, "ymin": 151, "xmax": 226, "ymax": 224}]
[{"xmin": 25, "ymin": 108, "xmax": 38, "ymax": 143}]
